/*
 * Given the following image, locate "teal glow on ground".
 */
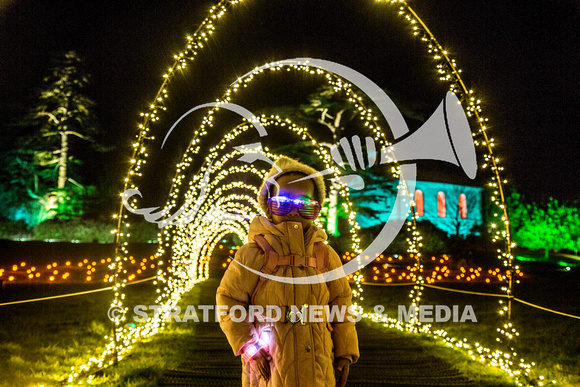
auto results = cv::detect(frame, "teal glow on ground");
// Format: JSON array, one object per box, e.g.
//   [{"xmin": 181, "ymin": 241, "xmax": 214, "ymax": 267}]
[{"xmin": 515, "ymin": 253, "xmax": 580, "ymax": 268}]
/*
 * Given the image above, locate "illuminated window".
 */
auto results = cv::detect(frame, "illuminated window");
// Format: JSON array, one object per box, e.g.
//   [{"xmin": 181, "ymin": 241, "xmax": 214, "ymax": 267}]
[
  {"xmin": 414, "ymin": 190, "xmax": 424, "ymax": 217},
  {"xmin": 459, "ymin": 193, "xmax": 467, "ymax": 219},
  {"xmin": 437, "ymin": 192, "xmax": 446, "ymax": 217}
]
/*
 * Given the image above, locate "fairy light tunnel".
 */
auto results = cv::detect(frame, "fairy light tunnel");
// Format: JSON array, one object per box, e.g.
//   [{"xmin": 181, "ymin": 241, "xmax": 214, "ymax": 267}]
[{"xmin": 64, "ymin": 1, "xmax": 549, "ymax": 385}]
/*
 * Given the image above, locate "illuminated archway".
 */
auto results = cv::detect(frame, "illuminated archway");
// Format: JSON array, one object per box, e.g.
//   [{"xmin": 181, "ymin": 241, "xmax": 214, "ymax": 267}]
[{"xmin": 65, "ymin": 1, "xmax": 529, "ymax": 384}]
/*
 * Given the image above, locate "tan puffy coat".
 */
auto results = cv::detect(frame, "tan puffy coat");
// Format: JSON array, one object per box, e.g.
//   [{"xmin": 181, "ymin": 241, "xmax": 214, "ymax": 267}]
[{"xmin": 217, "ymin": 216, "xmax": 359, "ymax": 386}]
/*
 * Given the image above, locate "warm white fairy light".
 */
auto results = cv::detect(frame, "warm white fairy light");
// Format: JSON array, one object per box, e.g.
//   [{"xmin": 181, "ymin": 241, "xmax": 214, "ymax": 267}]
[
  {"xmin": 370, "ymin": 1, "xmax": 546, "ymax": 384},
  {"xmin": 62, "ymin": 1, "xmax": 546, "ymax": 385}
]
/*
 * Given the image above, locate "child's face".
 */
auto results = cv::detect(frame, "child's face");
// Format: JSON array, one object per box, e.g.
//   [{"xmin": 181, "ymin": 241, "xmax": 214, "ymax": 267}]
[{"xmin": 269, "ymin": 174, "xmax": 316, "ymax": 230}]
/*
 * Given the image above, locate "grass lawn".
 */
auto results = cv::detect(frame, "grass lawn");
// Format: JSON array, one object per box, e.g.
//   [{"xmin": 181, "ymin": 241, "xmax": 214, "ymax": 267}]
[
  {"xmin": 73, "ymin": 280, "xmax": 209, "ymax": 386},
  {"xmin": 0, "ymin": 280, "xmax": 160, "ymax": 386},
  {"xmin": 1, "ymin": 254, "xmax": 578, "ymax": 386},
  {"xmin": 357, "ymin": 267, "xmax": 580, "ymax": 386},
  {"xmin": 0, "ymin": 276, "xmax": 225, "ymax": 386}
]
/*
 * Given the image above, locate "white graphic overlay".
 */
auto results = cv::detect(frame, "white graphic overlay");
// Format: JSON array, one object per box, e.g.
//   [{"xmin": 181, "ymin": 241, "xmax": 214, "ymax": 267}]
[{"xmin": 122, "ymin": 58, "xmax": 477, "ymax": 284}]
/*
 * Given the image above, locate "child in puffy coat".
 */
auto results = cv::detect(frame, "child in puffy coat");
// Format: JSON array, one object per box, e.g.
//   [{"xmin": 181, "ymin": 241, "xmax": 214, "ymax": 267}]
[{"xmin": 217, "ymin": 157, "xmax": 359, "ymax": 386}]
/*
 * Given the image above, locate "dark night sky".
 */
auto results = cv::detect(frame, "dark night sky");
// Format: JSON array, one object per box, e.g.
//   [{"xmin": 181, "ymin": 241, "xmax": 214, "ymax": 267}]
[{"xmin": 0, "ymin": 0, "xmax": 578, "ymax": 202}]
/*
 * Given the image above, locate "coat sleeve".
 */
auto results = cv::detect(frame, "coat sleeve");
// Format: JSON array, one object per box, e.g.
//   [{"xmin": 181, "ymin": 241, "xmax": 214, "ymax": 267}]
[
  {"xmin": 326, "ymin": 246, "xmax": 360, "ymax": 364},
  {"xmin": 216, "ymin": 243, "xmax": 264, "ymax": 356}
]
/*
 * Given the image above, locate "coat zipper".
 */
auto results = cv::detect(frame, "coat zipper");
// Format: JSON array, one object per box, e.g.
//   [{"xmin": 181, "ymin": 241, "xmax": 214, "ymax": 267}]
[{"xmin": 294, "ymin": 265, "xmax": 299, "ymax": 385}]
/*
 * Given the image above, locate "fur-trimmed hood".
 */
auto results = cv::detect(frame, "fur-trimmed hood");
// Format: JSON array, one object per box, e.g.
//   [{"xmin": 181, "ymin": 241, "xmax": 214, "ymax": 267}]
[{"xmin": 257, "ymin": 157, "xmax": 326, "ymax": 215}]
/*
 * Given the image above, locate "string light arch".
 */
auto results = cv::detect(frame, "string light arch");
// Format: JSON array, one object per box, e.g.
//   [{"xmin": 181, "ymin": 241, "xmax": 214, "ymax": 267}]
[{"xmin": 63, "ymin": 1, "xmax": 547, "ymax": 385}]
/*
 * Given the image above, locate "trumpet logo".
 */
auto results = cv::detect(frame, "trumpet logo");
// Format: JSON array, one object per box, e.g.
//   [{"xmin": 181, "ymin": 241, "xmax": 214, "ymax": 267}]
[
  {"xmin": 232, "ymin": 58, "xmax": 478, "ymax": 285},
  {"xmin": 294, "ymin": 90, "xmax": 477, "ymax": 191},
  {"xmin": 122, "ymin": 57, "xmax": 478, "ymax": 285}
]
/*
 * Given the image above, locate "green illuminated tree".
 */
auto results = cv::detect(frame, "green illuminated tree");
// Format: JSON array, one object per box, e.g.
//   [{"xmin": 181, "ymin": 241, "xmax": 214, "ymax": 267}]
[
  {"xmin": 562, "ymin": 204, "xmax": 580, "ymax": 254},
  {"xmin": 0, "ymin": 51, "xmax": 101, "ymax": 226},
  {"xmin": 509, "ymin": 193, "xmax": 579, "ymax": 258},
  {"xmin": 0, "ymin": 147, "xmax": 52, "ymax": 225},
  {"xmin": 29, "ymin": 50, "xmax": 99, "ymax": 189}
]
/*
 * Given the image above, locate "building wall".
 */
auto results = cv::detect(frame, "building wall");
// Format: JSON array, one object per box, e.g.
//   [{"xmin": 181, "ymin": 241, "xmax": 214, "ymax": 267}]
[{"xmin": 350, "ymin": 180, "xmax": 483, "ymax": 236}]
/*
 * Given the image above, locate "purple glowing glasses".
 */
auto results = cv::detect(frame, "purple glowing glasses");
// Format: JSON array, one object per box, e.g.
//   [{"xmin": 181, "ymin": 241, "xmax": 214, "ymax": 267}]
[{"xmin": 267, "ymin": 196, "xmax": 321, "ymax": 220}]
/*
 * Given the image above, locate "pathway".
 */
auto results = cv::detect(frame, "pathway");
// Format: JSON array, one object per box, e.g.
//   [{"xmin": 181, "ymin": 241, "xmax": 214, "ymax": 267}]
[{"xmin": 159, "ymin": 279, "xmax": 474, "ymax": 386}]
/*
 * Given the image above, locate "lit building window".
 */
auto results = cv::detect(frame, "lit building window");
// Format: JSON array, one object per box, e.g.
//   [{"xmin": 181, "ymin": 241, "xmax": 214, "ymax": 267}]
[
  {"xmin": 459, "ymin": 193, "xmax": 467, "ymax": 219},
  {"xmin": 414, "ymin": 190, "xmax": 424, "ymax": 217},
  {"xmin": 437, "ymin": 192, "xmax": 446, "ymax": 217}
]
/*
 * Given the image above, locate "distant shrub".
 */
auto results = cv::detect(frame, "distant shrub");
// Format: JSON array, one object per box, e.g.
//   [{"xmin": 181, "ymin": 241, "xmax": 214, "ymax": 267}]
[
  {"xmin": 33, "ymin": 218, "xmax": 114, "ymax": 243},
  {"xmin": 31, "ymin": 218, "xmax": 159, "ymax": 243},
  {"xmin": 0, "ymin": 218, "xmax": 33, "ymax": 240},
  {"xmin": 124, "ymin": 219, "xmax": 159, "ymax": 243},
  {"xmin": 415, "ymin": 220, "xmax": 449, "ymax": 254},
  {"xmin": 356, "ymin": 220, "xmax": 450, "ymax": 254}
]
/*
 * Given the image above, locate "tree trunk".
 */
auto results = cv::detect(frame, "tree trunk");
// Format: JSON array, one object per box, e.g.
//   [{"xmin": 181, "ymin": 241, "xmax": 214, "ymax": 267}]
[
  {"xmin": 328, "ymin": 185, "xmax": 339, "ymax": 236},
  {"xmin": 544, "ymin": 247, "xmax": 549, "ymax": 260},
  {"xmin": 58, "ymin": 131, "xmax": 68, "ymax": 189},
  {"xmin": 326, "ymin": 114, "xmax": 342, "ymax": 237}
]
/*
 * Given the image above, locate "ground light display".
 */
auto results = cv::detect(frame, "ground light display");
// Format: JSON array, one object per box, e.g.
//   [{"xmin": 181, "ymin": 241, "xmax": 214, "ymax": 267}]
[{"xmin": 3, "ymin": 0, "xmax": 573, "ymax": 385}]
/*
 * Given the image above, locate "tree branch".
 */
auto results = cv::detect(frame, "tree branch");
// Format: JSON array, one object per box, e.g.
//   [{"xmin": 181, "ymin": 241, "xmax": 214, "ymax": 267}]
[
  {"xmin": 316, "ymin": 108, "xmax": 337, "ymax": 132},
  {"xmin": 334, "ymin": 109, "xmax": 346, "ymax": 128},
  {"xmin": 37, "ymin": 111, "xmax": 61, "ymax": 125},
  {"xmin": 64, "ymin": 131, "xmax": 91, "ymax": 140}
]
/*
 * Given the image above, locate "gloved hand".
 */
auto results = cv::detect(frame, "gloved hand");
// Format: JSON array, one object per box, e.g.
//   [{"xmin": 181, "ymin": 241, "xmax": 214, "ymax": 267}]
[
  {"xmin": 335, "ymin": 357, "xmax": 351, "ymax": 387},
  {"xmin": 252, "ymin": 347, "xmax": 272, "ymax": 381},
  {"xmin": 242, "ymin": 340, "xmax": 272, "ymax": 381}
]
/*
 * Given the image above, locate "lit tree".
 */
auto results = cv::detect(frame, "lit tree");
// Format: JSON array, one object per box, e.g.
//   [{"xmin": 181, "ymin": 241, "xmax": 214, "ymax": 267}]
[
  {"xmin": 564, "ymin": 205, "xmax": 580, "ymax": 254},
  {"xmin": 299, "ymin": 85, "xmax": 356, "ymax": 140},
  {"xmin": 0, "ymin": 136, "xmax": 84, "ymax": 225},
  {"xmin": 0, "ymin": 147, "xmax": 54, "ymax": 225},
  {"xmin": 0, "ymin": 51, "xmax": 101, "ymax": 225},
  {"xmin": 509, "ymin": 192, "xmax": 579, "ymax": 258},
  {"xmin": 300, "ymin": 85, "xmax": 359, "ymax": 235},
  {"xmin": 264, "ymin": 85, "xmax": 424, "ymax": 236},
  {"xmin": 30, "ymin": 50, "xmax": 99, "ymax": 189}
]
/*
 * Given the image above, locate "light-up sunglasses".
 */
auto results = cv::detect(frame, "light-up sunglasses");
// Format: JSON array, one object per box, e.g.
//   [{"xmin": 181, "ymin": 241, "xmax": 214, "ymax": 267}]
[{"xmin": 267, "ymin": 196, "xmax": 321, "ymax": 220}]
